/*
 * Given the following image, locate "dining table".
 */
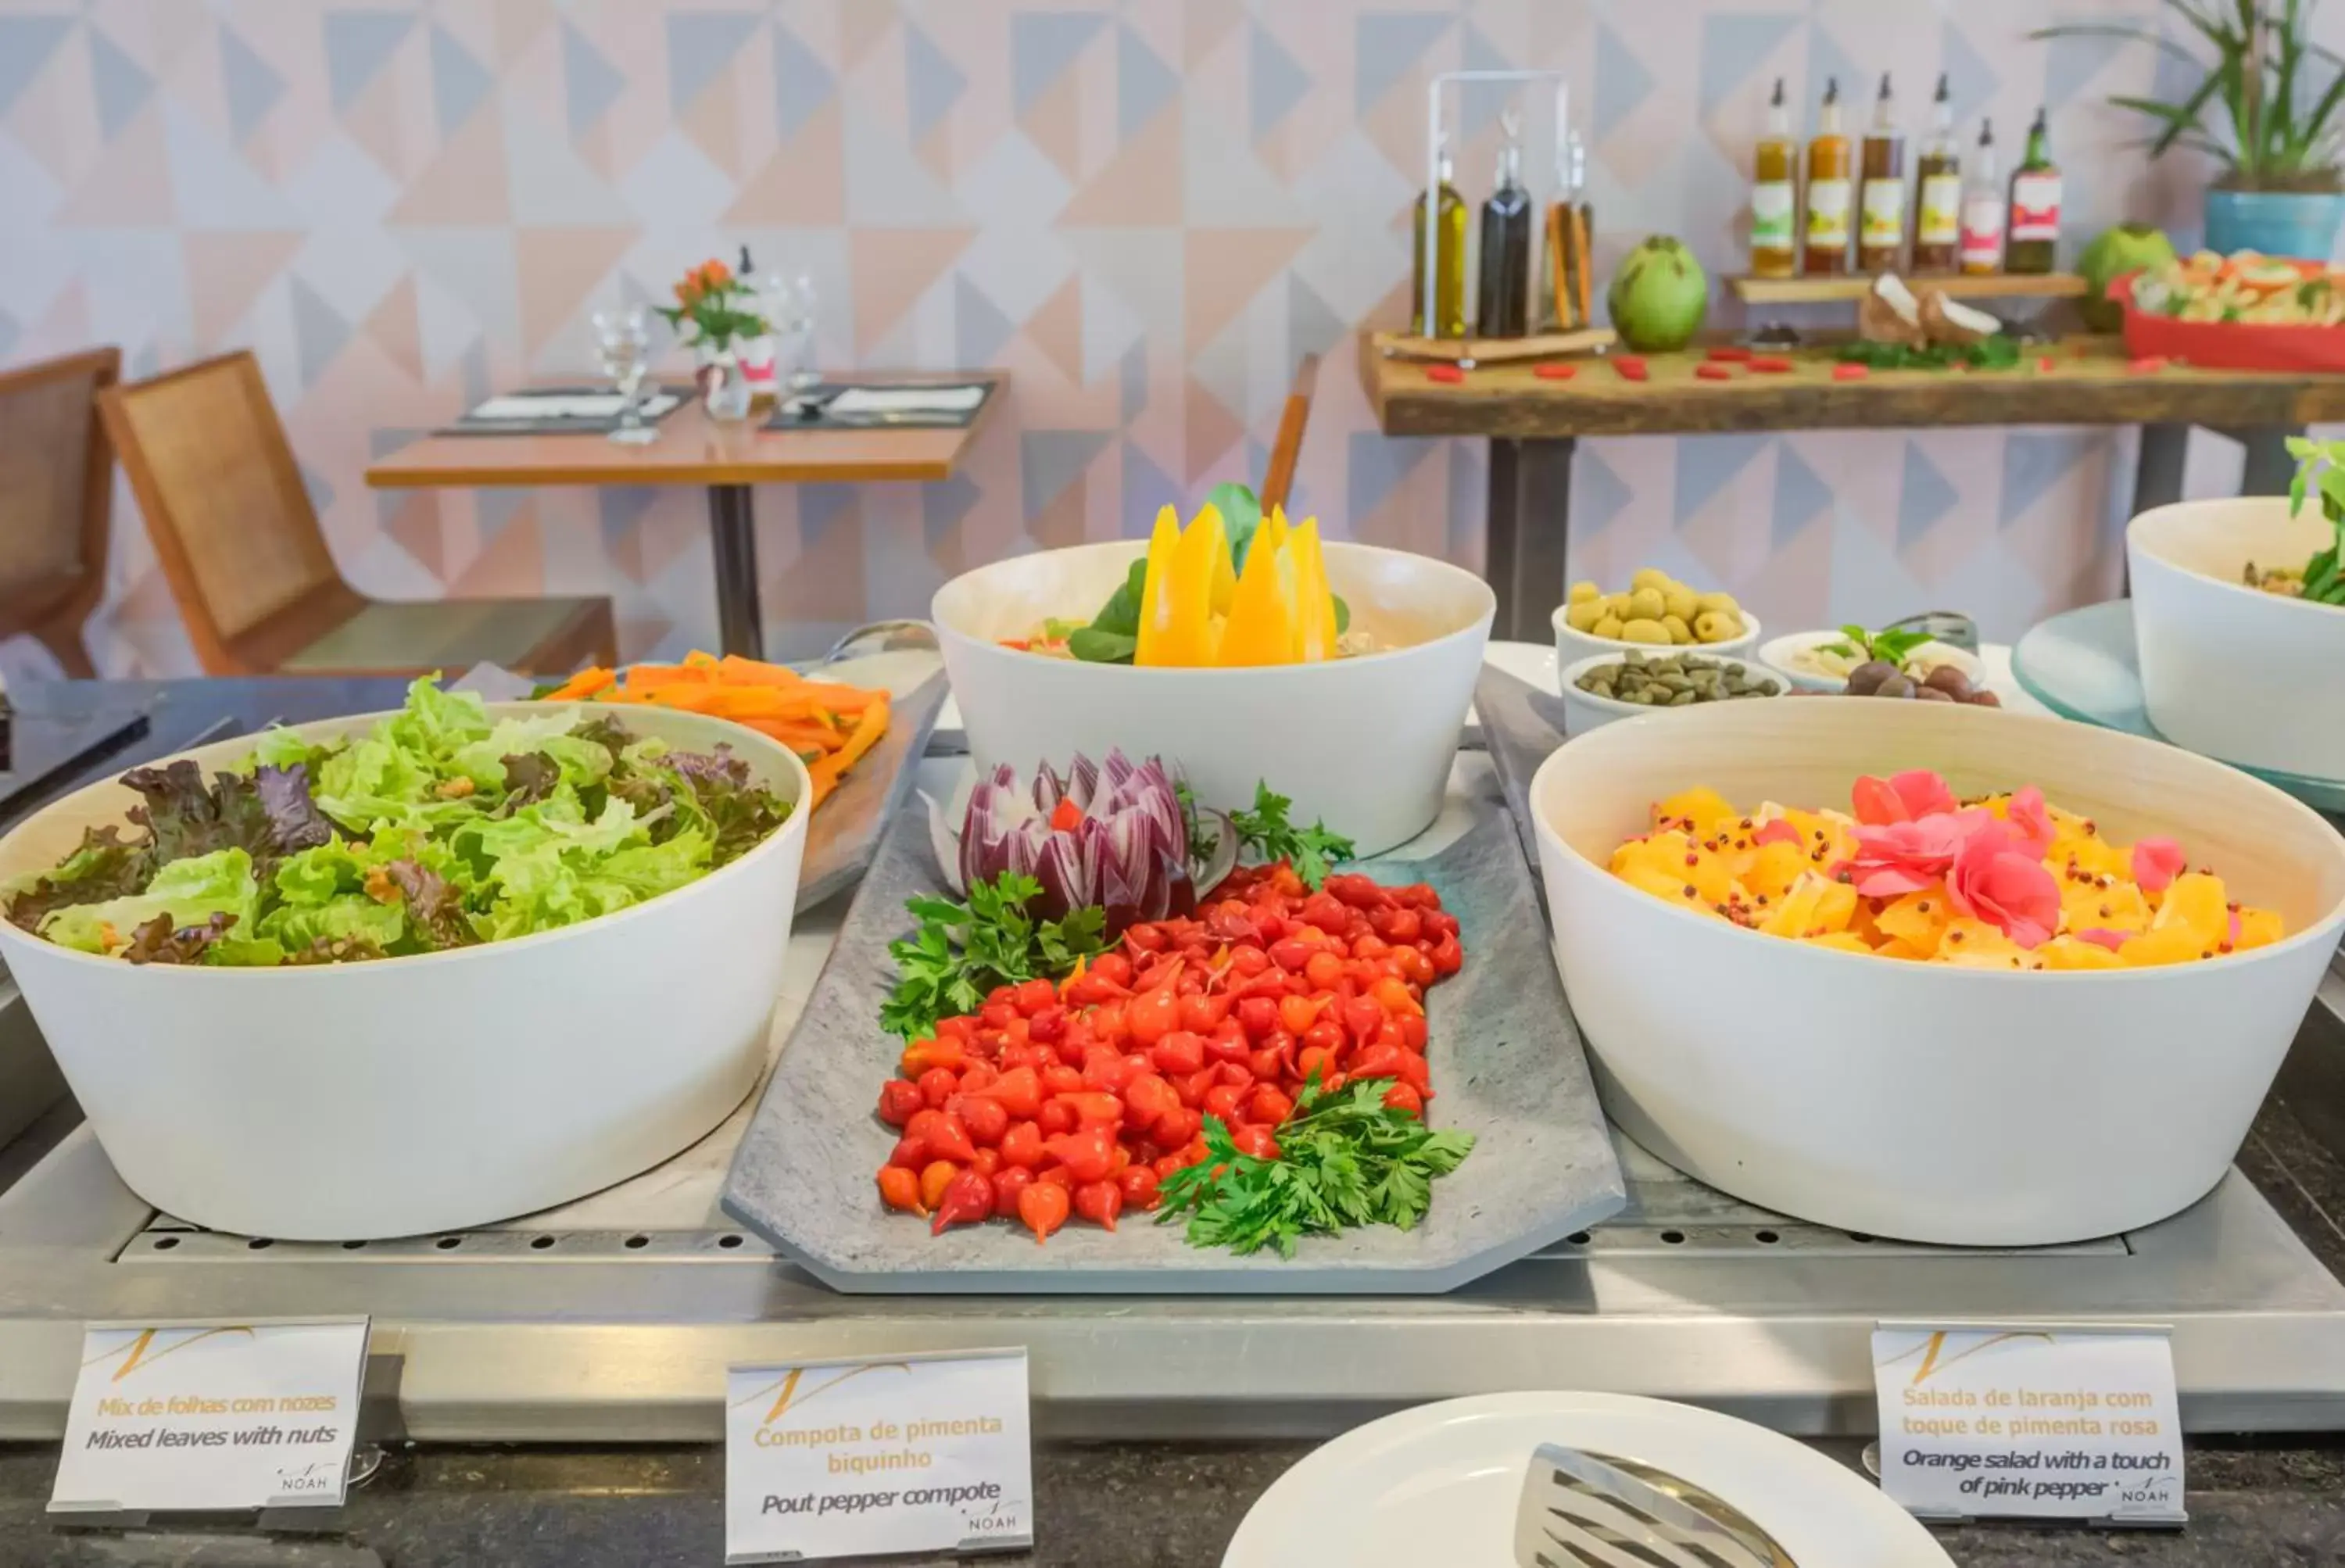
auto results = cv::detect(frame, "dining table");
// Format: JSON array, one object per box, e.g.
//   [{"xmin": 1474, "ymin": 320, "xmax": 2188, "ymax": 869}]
[{"xmin": 364, "ymin": 373, "xmax": 1006, "ymax": 660}]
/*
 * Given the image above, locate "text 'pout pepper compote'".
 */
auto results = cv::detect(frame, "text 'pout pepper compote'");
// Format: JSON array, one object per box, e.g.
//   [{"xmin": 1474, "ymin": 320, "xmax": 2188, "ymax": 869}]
[{"xmin": 1608, "ymin": 769, "xmax": 2286, "ymax": 969}]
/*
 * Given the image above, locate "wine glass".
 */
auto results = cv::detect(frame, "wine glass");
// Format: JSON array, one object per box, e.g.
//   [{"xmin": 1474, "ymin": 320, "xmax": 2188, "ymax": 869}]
[
  {"xmin": 591, "ymin": 306, "xmax": 656, "ymax": 446},
  {"xmin": 779, "ymin": 272, "xmax": 820, "ymax": 394}
]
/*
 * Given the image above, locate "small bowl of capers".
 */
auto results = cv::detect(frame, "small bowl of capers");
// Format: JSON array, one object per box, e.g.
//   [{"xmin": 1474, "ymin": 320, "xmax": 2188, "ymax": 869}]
[{"xmin": 1560, "ymin": 650, "xmax": 1784, "ymax": 735}]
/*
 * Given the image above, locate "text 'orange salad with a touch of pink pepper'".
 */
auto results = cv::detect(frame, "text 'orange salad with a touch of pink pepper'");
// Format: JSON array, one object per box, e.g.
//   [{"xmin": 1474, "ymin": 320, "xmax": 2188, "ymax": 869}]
[{"xmin": 1609, "ymin": 770, "xmax": 2287, "ymax": 969}]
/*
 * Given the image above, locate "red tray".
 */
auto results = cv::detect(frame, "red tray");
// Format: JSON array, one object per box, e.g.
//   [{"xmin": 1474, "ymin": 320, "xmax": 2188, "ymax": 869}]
[{"xmin": 2111, "ymin": 268, "xmax": 2345, "ymax": 372}]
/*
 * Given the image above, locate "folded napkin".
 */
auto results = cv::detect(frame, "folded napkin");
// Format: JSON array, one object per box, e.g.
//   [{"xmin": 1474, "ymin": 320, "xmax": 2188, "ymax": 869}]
[
  {"xmin": 825, "ymin": 385, "xmax": 987, "ymax": 417},
  {"xmin": 464, "ymin": 392, "xmax": 678, "ymax": 421}
]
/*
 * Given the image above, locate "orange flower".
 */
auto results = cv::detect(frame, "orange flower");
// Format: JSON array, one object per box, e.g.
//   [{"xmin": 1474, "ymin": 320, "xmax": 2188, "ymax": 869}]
[
  {"xmin": 700, "ymin": 259, "xmax": 732, "ymax": 290},
  {"xmin": 673, "ymin": 279, "xmax": 701, "ymax": 307}
]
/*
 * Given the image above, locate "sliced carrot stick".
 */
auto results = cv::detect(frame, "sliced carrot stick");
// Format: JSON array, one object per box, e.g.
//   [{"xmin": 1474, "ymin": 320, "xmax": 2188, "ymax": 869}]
[{"xmin": 544, "ymin": 667, "xmax": 617, "ymax": 700}]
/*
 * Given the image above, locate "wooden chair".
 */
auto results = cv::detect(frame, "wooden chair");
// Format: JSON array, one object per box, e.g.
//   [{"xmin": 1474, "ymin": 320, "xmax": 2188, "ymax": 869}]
[
  {"xmin": 99, "ymin": 353, "xmax": 614, "ymax": 678},
  {"xmin": 0, "ymin": 347, "xmax": 121, "ymax": 676},
  {"xmin": 1259, "ymin": 352, "xmax": 1320, "ymax": 518}
]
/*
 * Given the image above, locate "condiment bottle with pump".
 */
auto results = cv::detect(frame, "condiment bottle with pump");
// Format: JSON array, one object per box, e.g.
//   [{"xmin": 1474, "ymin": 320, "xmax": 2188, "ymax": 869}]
[
  {"xmin": 1958, "ymin": 120, "xmax": 2005, "ymax": 275},
  {"xmin": 2006, "ymin": 106, "xmax": 2061, "ymax": 274},
  {"xmin": 1857, "ymin": 73, "xmax": 1906, "ymax": 274},
  {"xmin": 1477, "ymin": 117, "xmax": 1533, "ymax": 338},
  {"xmin": 1750, "ymin": 79, "xmax": 1797, "ymax": 279},
  {"xmin": 1411, "ymin": 134, "xmax": 1467, "ymax": 338},
  {"xmin": 1803, "ymin": 77, "xmax": 1853, "ymax": 276},
  {"xmin": 1913, "ymin": 73, "xmax": 1960, "ymax": 272}
]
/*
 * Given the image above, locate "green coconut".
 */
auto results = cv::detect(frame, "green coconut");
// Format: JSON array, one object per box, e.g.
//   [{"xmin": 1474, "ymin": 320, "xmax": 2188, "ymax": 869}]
[
  {"xmin": 2078, "ymin": 224, "xmax": 2179, "ymax": 331},
  {"xmin": 1606, "ymin": 237, "xmax": 1710, "ymax": 353}
]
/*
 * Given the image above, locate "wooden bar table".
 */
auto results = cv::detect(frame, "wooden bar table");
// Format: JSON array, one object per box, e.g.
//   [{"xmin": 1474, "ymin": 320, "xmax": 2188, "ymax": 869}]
[
  {"xmin": 367, "ymin": 374, "xmax": 1005, "ymax": 659},
  {"xmin": 1361, "ymin": 331, "xmax": 2345, "ymax": 639}
]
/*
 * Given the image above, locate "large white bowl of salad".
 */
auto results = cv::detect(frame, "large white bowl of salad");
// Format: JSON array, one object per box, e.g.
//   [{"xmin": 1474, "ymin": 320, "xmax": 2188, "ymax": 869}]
[
  {"xmin": 933, "ymin": 489, "xmax": 1495, "ymax": 855},
  {"xmin": 2130, "ymin": 445, "xmax": 2345, "ymax": 782},
  {"xmin": 0, "ymin": 679, "xmax": 811, "ymax": 1240}
]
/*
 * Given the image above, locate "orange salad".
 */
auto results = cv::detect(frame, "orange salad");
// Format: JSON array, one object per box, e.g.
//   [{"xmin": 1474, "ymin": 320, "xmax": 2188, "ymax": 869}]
[
  {"xmin": 1609, "ymin": 770, "xmax": 2286, "ymax": 969},
  {"xmin": 543, "ymin": 651, "xmax": 889, "ymax": 809}
]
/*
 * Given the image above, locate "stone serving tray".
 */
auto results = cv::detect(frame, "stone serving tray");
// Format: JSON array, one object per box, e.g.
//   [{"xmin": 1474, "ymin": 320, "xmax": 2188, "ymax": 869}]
[{"xmin": 721, "ymin": 752, "xmax": 1626, "ymax": 1294}]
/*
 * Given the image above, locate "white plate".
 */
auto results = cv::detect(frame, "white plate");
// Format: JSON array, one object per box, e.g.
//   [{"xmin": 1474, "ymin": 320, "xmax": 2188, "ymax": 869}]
[{"xmin": 1223, "ymin": 1392, "xmax": 1953, "ymax": 1568}]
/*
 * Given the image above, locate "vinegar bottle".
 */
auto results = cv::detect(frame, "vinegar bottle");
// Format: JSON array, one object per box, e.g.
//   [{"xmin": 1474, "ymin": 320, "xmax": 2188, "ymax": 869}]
[
  {"xmin": 1958, "ymin": 120, "xmax": 2005, "ymax": 276},
  {"xmin": 2006, "ymin": 106, "xmax": 2062, "ymax": 275},
  {"xmin": 1750, "ymin": 78, "xmax": 1797, "ymax": 279},
  {"xmin": 1913, "ymin": 73, "xmax": 1961, "ymax": 273},
  {"xmin": 1476, "ymin": 127, "xmax": 1534, "ymax": 338},
  {"xmin": 1857, "ymin": 73, "xmax": 1906, "ymax": 274},
  {"xmin": 1410, "ymin": 135, "xmax": 1468, "ymax": 338},
  {"xmin": 1803, "ymin": 77, "xmax": 1852, "ymax": 276}
]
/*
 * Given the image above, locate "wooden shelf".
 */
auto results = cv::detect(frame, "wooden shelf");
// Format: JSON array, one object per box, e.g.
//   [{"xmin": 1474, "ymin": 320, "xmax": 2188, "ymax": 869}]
[{"xmin": 1729, "ymin": 273, "xmax": 2089, "ymax": 305}]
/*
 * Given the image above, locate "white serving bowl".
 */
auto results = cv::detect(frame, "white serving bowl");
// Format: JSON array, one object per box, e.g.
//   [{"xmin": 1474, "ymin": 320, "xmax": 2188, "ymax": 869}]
[
  {"xmin": 0, "ymin": 703, "xmax": 811, "ymax": 1240},
  {"xmin": 1553, "ymin": 607, "xmax": 1760, "ymax": 673},
  {"xmin": 2130, "ymin": 496, "xmax": 2345, "ymax": 779},
  {"xmin": 1757, "ymin": 628, "xmax": 1985, "ymax": 694},
  {"xmin": 933, "ymin": 539, "xmax": 1493, "ymax": 855},
  {"xmin": 1530, "ymin": 698, "xmax": 2345, "ymax": 1246},
  {"xmin": 1557, "ymin": 652, "xmax": 1784, "ymax": 735}
]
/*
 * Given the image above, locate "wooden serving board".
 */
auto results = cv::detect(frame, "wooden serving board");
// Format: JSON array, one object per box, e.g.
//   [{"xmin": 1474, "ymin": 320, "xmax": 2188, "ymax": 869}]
[{"xmin": 1370, "ymin": 326, "xmax": 1616, "ymax": 364}]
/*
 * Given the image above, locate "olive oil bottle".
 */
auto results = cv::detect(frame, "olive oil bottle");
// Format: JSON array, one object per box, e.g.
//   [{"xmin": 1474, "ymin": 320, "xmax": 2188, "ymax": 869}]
[
  {"xmin": 1750, "ymin": 78, "xmax": 1797, "ymax": 279},
  {"xmin": 1410, "ymin": 134, "xmax": 1468, "ymax": 338},
  {"xmin": 2006, "ymin": 106, "xmax": 2061, "ymax": 274},
  {"xmin": 1857, "ymin": 73, "xmax": 1906, "ymax": 274},
  {"xmin": 1913, "ymin": 73, "xmax": 1961, "ymax": 273},
  {"xmin": 1803, "ymin": 77, "xmax": 1852, "ymax": 276},
  {"xmin": 1477, "ymin": 127, "xmax": 1534, "ymax": 338}
]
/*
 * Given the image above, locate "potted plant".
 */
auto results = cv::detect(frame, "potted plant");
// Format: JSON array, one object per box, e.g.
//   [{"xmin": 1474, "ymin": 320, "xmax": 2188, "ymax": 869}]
[
  {"xmin": 2038, "ymin": 0, "xmax": 2345, "ymax": 260},
  {"xmin": 657, "ymin": 252, "xmax": 771, "ymax": 421}
]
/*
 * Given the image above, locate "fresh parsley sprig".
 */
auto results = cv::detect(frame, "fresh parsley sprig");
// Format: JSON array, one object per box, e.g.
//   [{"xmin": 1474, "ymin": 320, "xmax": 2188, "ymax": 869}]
[
  {"xmin": 1155, "ymin": 1075, "xmax": 1474, "ymax": 1258},
  {"xmin": 1228, "ymin": 783, "xmax": 1355, "ymax": 890},
  {"xmin": 879, "ymin": 872, "xmax": 1106, "ymax": 1040},
  {"xmin": 1171, "ymin": 779, "xmax": 1219, "ymax": 867}
]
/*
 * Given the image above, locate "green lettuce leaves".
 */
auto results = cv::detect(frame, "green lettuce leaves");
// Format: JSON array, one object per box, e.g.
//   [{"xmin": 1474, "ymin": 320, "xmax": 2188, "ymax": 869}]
[{"xmin": 12, "ymin": 676, "xmax": 793, "ymax": 965}]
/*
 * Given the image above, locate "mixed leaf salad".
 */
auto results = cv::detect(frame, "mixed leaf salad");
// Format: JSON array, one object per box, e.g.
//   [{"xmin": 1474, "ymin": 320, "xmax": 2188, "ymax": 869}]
[
  {"xmin": 2275, "ymin": 436, "xmax": 2345, "ymax": 607},
  {"xmin": 3, "ymin": 678, "xmax": 792, "ymax": 967}
]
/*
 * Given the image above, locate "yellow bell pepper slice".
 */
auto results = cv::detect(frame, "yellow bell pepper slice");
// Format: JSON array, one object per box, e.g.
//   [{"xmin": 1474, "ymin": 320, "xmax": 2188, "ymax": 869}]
[
  {"xmin": 1135, "ymin": 504, "xmax": 1228, "ymax": 666},
  {"xmin": 1287, "ymin": 514, "xmax": 1339, "ymax": 661}
]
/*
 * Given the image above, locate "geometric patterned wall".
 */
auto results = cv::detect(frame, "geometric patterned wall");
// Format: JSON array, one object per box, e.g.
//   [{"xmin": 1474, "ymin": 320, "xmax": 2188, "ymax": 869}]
[{"xmin": 0, "ymin": 0, "xmax": 2307, "ymax": 672}]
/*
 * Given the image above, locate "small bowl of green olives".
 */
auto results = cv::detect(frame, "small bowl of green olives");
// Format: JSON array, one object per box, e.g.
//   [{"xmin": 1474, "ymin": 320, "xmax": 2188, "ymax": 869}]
[
  {"xmin": 1561, "ymin": 650, "xmax": 1784, "ymax": 734},
  {"xmin": 1553, "ymin": 569, "xmax": 1760, "ymax": 669}
]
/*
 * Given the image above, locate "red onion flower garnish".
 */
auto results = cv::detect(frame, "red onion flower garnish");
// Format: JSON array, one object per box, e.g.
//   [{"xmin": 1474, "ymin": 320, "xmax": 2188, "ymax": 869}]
[{"xmin": 929, "ymin": 750, "xmax": 1233, "ymax": 933}]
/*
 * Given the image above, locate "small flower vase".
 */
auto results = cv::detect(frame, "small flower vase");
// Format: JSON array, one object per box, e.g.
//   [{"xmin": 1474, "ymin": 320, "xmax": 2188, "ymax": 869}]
[{"xmin": 695, "ymin": 345, "xmax": 753, "ymax": 423}]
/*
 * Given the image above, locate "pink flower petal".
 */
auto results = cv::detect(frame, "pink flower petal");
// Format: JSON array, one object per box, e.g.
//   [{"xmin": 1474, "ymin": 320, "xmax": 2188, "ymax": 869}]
[
  {"xmin": 2074, "ymin": 927, "xmax": 2129, "ymax": 952},
  {"xmin": 1850, "ymin": 775, "xmax": 1910, "ymax": 826},
  {"xmin": 2132, "ymin": 837, "xmax": 2186, "ymax": 895},
  {"xmin": 1851, "ymin": 865, "xmax": 1941, "ymax": 897},
  {"xmin": 1890, "ymin": 770, "xmax": 1958, "ymax": 821},
  {"xmin": 1946, "ymin": 829, "xmax": 2061, "ymax": 950},
  {"xmin": 1750, "ymin": 818, "xmax": 1803, "ymax": 849},
  {"xmin": 2229, "ymin": 908, "xmax": 2243, "ymax": 947},
  {"xmin": 2005, "ymin": 786, "xmax": 2057, "ymax": 860}
]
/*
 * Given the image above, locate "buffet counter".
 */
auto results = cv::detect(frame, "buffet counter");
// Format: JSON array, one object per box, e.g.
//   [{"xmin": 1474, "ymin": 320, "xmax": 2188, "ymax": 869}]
[
  {"xmin": 5, "ymin": 1430, "xmax": 2345, "ymax": 1566},
  {"xmin": 3, "ymin": 664, "xmax": 2345, "ymax": 1564}
]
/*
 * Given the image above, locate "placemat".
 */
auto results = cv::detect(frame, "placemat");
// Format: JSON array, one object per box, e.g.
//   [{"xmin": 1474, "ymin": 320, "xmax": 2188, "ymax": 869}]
[
  {"xmin": 763, "ymin": 379, "xmax": 996, "ymax": 431},
  {"xmin": 435, "ymin": 385, "xmax": 689, "ymax": 436}
]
